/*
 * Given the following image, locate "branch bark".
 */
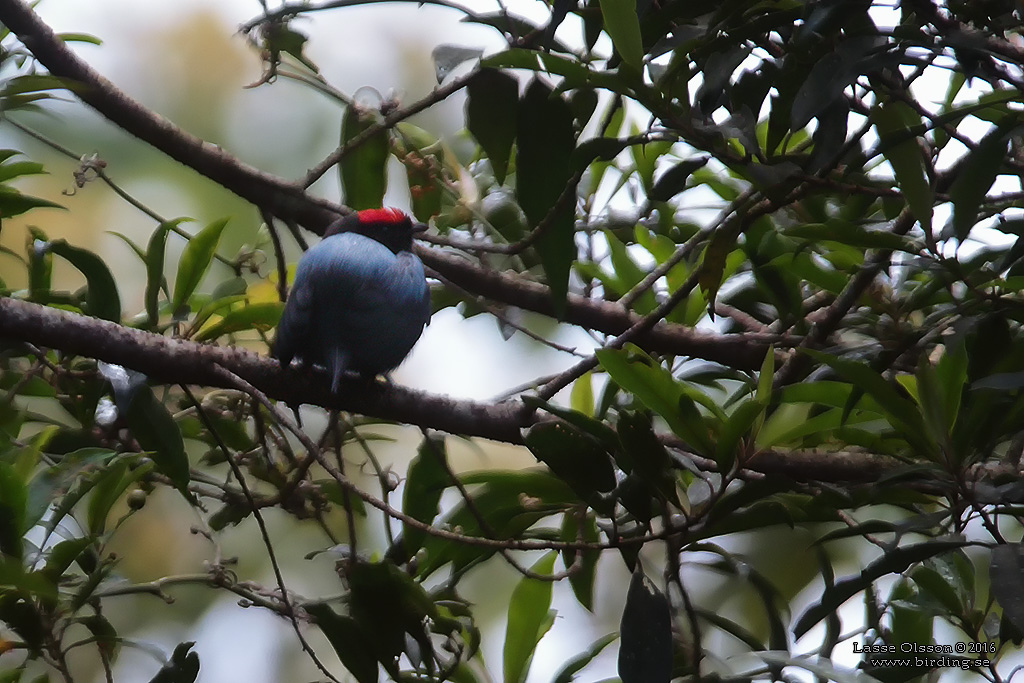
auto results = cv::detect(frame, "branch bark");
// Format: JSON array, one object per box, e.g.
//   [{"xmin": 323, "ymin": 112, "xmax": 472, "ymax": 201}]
[{"xmin": 4, "ymin": 297, "xmax": 1019, "ymax": 490}]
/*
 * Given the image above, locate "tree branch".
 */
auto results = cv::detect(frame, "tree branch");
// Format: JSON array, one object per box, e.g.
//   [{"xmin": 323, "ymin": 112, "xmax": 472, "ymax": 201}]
[{"xmin": 0, "ymin": 0, "xmax": 785, "ymax": 370}]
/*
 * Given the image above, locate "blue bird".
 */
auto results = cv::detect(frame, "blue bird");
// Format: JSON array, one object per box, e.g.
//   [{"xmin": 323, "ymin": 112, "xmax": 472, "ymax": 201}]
[{"xmin": 274, "ymin": 208, "xmax": 431, "ymax": 392}]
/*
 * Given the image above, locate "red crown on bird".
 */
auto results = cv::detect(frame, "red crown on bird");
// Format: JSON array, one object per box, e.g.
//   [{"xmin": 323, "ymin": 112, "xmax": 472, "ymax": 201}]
[{"xmin": 357, "ymin": 207, "xmax": 409, "ymax": 224}]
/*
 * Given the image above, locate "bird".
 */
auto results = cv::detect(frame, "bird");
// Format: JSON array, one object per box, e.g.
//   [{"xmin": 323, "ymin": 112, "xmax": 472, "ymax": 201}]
[{"xmin": 274, "ymin": 208, "xmax": 431, "ymax": 393}]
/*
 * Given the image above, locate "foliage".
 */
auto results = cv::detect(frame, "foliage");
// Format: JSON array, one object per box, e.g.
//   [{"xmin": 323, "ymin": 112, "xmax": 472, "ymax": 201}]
[{"xmin": 3, "ymin": 1, "xmax": 1024, "ymax": 683}]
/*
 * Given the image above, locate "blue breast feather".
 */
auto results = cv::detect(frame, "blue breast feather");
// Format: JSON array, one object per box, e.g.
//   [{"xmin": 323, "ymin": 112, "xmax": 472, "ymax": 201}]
[{"xmin": 275, "ymin": 232, "xmax": 431, "ymax": 391}]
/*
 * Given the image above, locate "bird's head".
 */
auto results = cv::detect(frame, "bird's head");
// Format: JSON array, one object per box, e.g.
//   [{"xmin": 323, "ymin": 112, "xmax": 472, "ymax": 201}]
[{"xmin": 325, "ymin": 208, "xmax": 427, "ymax": 254}]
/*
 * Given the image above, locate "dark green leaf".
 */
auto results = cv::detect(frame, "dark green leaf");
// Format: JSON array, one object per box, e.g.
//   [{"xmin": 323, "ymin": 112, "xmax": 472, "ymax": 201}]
[
  {"xmin": 648, "ymin": 157, "xmax": 708, "ymax": 202},
  {"xmin": 172, "ymin": 218, "xmax": 228, "ymax": 313},
  {"xmin": 306, "ymin": 603, "xmax": 379, "ymax": 683},
  {"xmin": 873, "ymin": 101, "xmax": 932, "ymax": 233},
  {"xmin": 504, "ymin": 551, "xmax": 557, "ymax": 683},
  {"xmin": 523, "ymin": 421, "xmax": 616, "ymax": 504},
  {"xmin": 147, "ymin": 642, "xmax": 199, "ymax": 683},
  {"xmin": 0, "ymin": 463, "xmax": 27, "ymax": 559},
  {"xmin": 561, "ymin": 511, "xmax": 600, "ymax": 611},
  {"xmin": 467, "ymin": 69, "xmax": 518, "ymax": 184},
  {"xmin": 146, "ymin": 221, "xmax": 180, "ymax": 328},
  {"xmin": 949, "ymin": 118, "xmax": 1018, "ymax": 241},
  {"xmin": 552, "ymin": 632, "xmax": 616, "ymax": 683},
  {"xmin": 794, "ymin": 539, "xmax": 970, "ymax": 638},
  {"xmin": 46, "ymin": 240, "xmax": 121, "ymax": 321},
  {"xmin": 125, "ymin": 386, "xmax": 189, "ymax": 496},
  {"xmin": 618, "ymin": 568, "xmax": 672, "ymax": 683},
  {"xmin": 516, "ymin": 79, "xmax": 576, "ymax": 317},
  {"xmin": 340, "ymin": 104, "xmax": 388, "ymax": 210},
  {"xmin": 402, "ymin": 434, "xmax": 451, "ymax": 558},
  {"xmin": 990, "ymin": 543, "xmax": 1024, "ymax": 634}
]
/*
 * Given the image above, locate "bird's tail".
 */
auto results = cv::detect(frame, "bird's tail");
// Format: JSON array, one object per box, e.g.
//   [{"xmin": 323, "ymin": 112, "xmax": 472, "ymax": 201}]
[{"xmin": 329, "ymin": 346, "xmax": 350, "ymax": 394}]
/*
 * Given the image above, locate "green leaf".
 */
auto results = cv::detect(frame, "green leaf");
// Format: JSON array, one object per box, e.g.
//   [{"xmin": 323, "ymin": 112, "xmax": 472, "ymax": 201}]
[
  {"xmin": 46, "ymin": 240, "xmax": 121, "ymax": 321},
  {"xmin": 714, "ymin": 400, "xmax": 766, "ymax": 473},
  {"xmin": 596, "ymin": 347, "xmax": 715, "ymax": 456},
  {"xmin": 699, "ymin": 229, "xmax": 735, "ymax": 316},
  {"xmin": 146, "ymin": 221, "xmax": 185, "ymax": 328},
  {"xmin": 618, "ymin": 568, "xmax": 672, "ymax": 683},
  {"xmin": 990, "ymin": 543, "xmax": 1024, "ymax": 635},
  {"xmin": 0, "ymin": 185, "xmax": 64, "ymax": 218},
  {"xmin": 570, "ymin": 372, "xmax": 594, "ymax": 416},
  {"xmin": 467, "ymin": 69, "xmax": 519, "ymax": 185},
  {"xmin": 949, "ymin": 118, "xmax": 1018, "ymax": 241},
  {"xmin": 172, "ymin": 218, "xmax": 228, "ymax": 313},
  {"xmin": 340, "ymin": 104, "xmax": 388, "ymax": 210},
  {"xmin": 193, "ymin": 302, "xmax": 283, "ymax": 341},
  {"xmin": 125, "ymin": 387, "xmax": 189, "ymax": 496},
  {"xmin": 794, "ymin": 539, "xmax": 970, "ymax": 638},
  {"xmin": 86, "ymin": 460, "xmax": 132, "ymax": 536},
  {"xmin": 417, "ymin": 470, "xmax": 575, "ymax": 579},
  {"xmin": 523, "ymin": 421, "xmax": 616, "ymax": 506},
  {"xmin": 516, "ymin": 79, "xmax": 576, "ymax": 317},
  {"xmin": 0, "ymin": 462, "xmax": 27, "ymax": 560},
  {"xmin": 605, "ymin": 229, "xmax": 657, "ymax": 313},
  {"xmin": 401, "ymin": 434, "xmax": 451, "ymax": 559},
  {"xmin": 873, "ymin": 101, "xmax": 932, "ymax": 234},
  {"xmin": 649, "ymin": 157, "xmax": 708, "ymax": 202},
  {"xmin": 598, "ymin": 0, "xmax": 643, "ymax": 70},
  {"xmin": 560, "ymin": 512, "xmax": 600, "ymax": 612},
  {"xmin": 802, "ymin": 350, "xmax": 933, "ymax": 457},
  {"xmin": 552, "ymin": 632, "xmax": 617, "ymax": 683},
  {"xmin": 306, "ymin": 603, "xmax": 379, "ymax": 683},
  {"xmin": 504, "ymin": 551, "xmax": 557, "ymax": 683}
]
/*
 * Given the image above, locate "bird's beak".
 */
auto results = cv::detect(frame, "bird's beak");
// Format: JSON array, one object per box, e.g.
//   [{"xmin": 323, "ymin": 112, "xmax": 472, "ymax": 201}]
[{"xmin": 412, "ymin": 222, "xmax": 429, "ymax": 235}]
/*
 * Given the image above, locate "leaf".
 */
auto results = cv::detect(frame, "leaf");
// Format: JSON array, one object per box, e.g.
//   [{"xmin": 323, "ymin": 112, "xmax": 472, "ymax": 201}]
[
  {"xmin": 172, "ymin": 218, "xmax": 228, "ymax": 313},
  {"xmin": 0, "ymin": 185, "xmax": 64, "ymax": 218},
  {"xmin": 467, "ymin": 69, "xmax": 519, "ymax": 184},
  {"xmin": 417, "ymin": 470, "xmax": 576, "ymax": 578},
  {"xmin": 147, "ymin": 642, "xmax": 199, "ymax": 683},
  {"xmin": 146, "ymin": 221, "xmax": 180, "ymax": 328},
  {"xmin": 618, "ymin": 568, "xmax": 672, "ymax": 683},
  {"xmin": 523, "ymin": 421, "xmax": 616, "ymax": 505},
  {"xmin": 86, "ymin": 460, "xmax": 133, "ymax": 536},
  {"xmin": 402, "ymin": 434, "xmax": 451, "ymax": 558},
  {"xmin": 125, "ymin": 386, "xmax": 189, "ymax": 496},
  {"xmin": 990, "ymin": 543, "xmax": 1024, "ymax": 634},
  {"xmin": 794, "ymin": 539, "xmax": 970, "ymax": 638},
  {"xmin": 561, "ymin": 512, "xmax": 600, "ymax": 611},
  {"xmin": 516, "ymin": 79, "xmax": 576, "ymax": 317},
  {"xmin": 699, "ymin": 229, "xmax": 735, "ymax": 317},
  {"xmin": 432, "ymin": 44, "xmax": 483, "ymax": 83},
  {"xmin": 598, "ymin": 0, "xmax": 643, "ymax": 70},
  {"xmin": 802, "ymin": 350, "xmax": 933, "ymax": 456},
  {"xmin": 45, "ymin": 240, "xmax": 121, "ymax": 321},
  {"xmin": 596, "ymin": 347, "xmax": 715, "ymax": 456},
  {"xmin": 306, "ymin": 603, "xmax": 379, "ymax": 683},
  {"xmin": 504, "ymin": 551, "xmax": 557, "ymax": 683},
  {"xmin": 0, "ymin": 462, "xmax": 27, "ymax": 560},
  {"xmin": 648, "ymin": 157, "xmax": 708, "ymax": 202},
  {"xmin": 949, "ymin": 118, "xmax": 1017, "ymax": 241},
  {"xmin": 552, "ymin": 632, "xmax": 617, "ymax": 683},
  {"xmin": 340, "ymin": 104, "xmax": 388, "ymax": 210},
  {"xmin": 193, "ymin": 302, "xmax": 283, "ymax": 341},
  {"xmin": 873, "ymin": 101, "xmax": 932, "ymax": 234}
]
